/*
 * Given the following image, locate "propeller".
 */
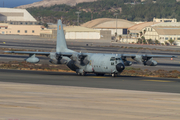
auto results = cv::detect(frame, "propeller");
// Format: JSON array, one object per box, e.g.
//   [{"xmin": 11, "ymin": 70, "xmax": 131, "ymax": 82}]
[
  {"xmin": 134, "ymin": 49, "xmax": 152, "ymax": 65},
  {"xmin": 49, "ymin": 48, "xmax": 56, "ymax": 60}
]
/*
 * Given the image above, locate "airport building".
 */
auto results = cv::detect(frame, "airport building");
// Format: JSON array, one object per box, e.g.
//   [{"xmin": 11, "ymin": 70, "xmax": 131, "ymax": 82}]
[
  {"xmin": 0, "ymin": 8, "xmax": 37, "ymax": 25},
  {"xmin": 40, "ymin": 26, "xmax": 111, "ymax": 40},
  {"xmin": 143, "ymin": 22, "xmax": 180, "ymax": 45},
  {"xmin": 0, "ymin": 23, "xmax": 43, "ymax": 36},
  {"xmin": 153, "ymin": 18, "xmax": 177, "ymax": 23},
  {"xmin": 0, "ymin": 8, "xmax": 43, "ymax": 35},
  {"xmin": 128, "ymin": 22, "xmax": 159, "ymax": 39},
  {"xmin": 81, "ymin": 18, "xmax": 136, "ymax": 36}
]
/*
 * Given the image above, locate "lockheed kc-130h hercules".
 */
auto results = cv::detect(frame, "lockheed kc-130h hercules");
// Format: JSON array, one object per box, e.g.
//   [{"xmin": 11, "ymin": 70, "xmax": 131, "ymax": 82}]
[{"xmin": 5, "ymin": 20, "xmax": 176, "ymax": 77}]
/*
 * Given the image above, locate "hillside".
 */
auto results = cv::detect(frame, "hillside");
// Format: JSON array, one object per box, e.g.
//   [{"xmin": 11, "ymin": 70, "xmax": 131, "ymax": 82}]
[
  {"xmin": 16, "ymin": 0, "xmax": 98, "ymax": 9},
  {"xmin": 26, "ymin": 0, "xmax": 179, "ymax": 25}
]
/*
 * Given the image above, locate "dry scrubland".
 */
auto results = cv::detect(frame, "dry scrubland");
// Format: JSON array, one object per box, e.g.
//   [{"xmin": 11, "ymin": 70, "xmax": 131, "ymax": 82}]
[
  {"xmin": 0, "ymin": 61, "xmax": 180, "ymax": 78},
  {"xmin": 1, "ymin": 47, "xmax": 179, "ymax": 78}
]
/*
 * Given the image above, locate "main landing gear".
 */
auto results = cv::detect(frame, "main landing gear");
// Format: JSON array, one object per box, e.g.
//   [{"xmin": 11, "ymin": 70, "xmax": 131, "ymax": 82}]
[
  {"xmin": 77, "ymin": 72, "xmax": 86, "ymax": 76},
  {"xmin": 96, "ymin": 73, "xmax": 105, "ymax": 76}
]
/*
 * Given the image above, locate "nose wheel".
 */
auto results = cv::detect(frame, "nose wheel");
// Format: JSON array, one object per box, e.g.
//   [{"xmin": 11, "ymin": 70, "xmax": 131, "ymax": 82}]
[{"xmin": 112, "ymin": 73, "xmax": 118, "ymax": 77}]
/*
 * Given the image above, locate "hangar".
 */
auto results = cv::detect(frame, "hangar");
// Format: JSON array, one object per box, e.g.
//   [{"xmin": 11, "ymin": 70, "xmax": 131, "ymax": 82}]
[
  {"xmin": 81, "ymin": 18, "xmax": 136, "ymax": 36},
  {"xmin": 64, "ymin": 26, "xmax": 100, "ymax": 39},
  {"xmin": 0, "ymin": 8, "xmax": 37, "ymax": 25},
  {"xmin": 40, "ymin": 26, "xmax": 111, "ymax": 40},
  {"xmin": 0, "ymin": 8, "xmax": 42, "ymax": 36},
  {"xmin": 143, "ymin": 22, "xmax": 180, "ymax": 45},
  {"xmin": 128, "ymin": 22, "xmax": 159, "ymax": 38}
]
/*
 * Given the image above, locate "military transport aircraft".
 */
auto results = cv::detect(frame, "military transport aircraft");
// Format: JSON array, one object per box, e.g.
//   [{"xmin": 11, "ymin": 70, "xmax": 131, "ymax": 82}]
[{"xmin": 5, "ymin": 20, "xmax": 176, "ymax": 77}]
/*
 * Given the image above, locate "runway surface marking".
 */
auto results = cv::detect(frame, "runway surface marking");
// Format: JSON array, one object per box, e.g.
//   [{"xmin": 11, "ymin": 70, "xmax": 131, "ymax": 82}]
[{"xmin": 142, "ymin": 80, "xmax": 174, "ymax": 82}]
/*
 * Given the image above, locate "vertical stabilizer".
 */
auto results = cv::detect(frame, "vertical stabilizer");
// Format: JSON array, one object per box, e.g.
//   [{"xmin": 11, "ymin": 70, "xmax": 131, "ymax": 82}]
[{"xmin": 56, "ymin": 20, "xmax": 67, "ymax": 52}]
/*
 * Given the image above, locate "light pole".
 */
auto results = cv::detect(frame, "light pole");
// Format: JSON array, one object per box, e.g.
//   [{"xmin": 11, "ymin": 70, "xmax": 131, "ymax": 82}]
[
  {"xmin": 75, "ymin": 11, "xmax": 81, "ymax": 26},
  {"xmin": 114, "ymin": 13, "xmax": 118, "ymax": 35}
]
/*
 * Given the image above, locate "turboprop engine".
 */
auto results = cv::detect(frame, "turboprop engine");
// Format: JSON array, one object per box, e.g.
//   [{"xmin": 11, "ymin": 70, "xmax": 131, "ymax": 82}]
[
  {"xmin": 70, "ymin": 53, "xmax": 89, "ymax": 67},
  {"xmin": 123, "ymin": 61, "xmax": 132, "ymax": 66},
  {"xmin": 49, "ymin": 52, "xmax": 67, "ymax": 64},
  {"xmin": 143, "ymin": 59, "xmax": 157, "ymax": 66},
  {"xmin": 25, "ymin": 54, "xmax": 40, "ymax": 63},
  {"xmin": 121, "ymin": 56, "xmax": 132, "ymax": 66},
  {"xmin": 132, "ymin": 55, "xmax": 157, "ymax": 66}
]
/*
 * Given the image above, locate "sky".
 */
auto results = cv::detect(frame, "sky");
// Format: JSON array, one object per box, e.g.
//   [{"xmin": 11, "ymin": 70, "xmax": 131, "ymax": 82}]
[{"xmin": 0, "ymin": 0, "xmax": 42, "ymax": 8}]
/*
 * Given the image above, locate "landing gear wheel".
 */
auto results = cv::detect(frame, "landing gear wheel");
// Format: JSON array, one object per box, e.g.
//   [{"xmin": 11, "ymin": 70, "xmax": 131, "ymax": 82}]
[
  {"xmin": 77, "ymin": 72, "xmax": 86, "ymax": 76},
  {"xmin": 96, "ymin": 74, "xmax": 104, "ymax": 76},
  {"xmin": 112, "ymin": 73, "xmax": 118, "ymax": 77},
  {"xmin": 81, "ymin": 72, "xmax": 86, "ymax": 76},
  {"xmin": 96, "ymin": 73, "xmax": 100, "ymax": 76},
  {"xmin": 99, "ymin": 74, "xmax": 104, "ymax": 76}
]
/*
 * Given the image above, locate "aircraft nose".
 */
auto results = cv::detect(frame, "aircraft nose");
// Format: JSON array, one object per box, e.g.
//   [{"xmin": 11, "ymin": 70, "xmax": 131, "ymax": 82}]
[{"xmin": 116, "ymin": 63, "xmax": 125, "ymax": 72}]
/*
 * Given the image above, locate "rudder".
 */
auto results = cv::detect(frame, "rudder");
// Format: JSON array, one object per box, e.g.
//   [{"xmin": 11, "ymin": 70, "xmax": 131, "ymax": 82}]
[{"xmin": 56, "ymin": 19, "xmax": 67, "ymax": 53}]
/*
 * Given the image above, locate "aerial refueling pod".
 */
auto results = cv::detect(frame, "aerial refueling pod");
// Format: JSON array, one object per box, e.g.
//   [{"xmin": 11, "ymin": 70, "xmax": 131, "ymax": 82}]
[{"xmin": 25, "ymin": 54, "xmax": 40, "ymax": 63}]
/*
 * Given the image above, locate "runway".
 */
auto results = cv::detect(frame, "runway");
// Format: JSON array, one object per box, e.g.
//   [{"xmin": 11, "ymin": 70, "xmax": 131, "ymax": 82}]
[
  {"xmin": 0, "ymin": 69, "xmax": 180, "ymax": 119},
  {"xmin": 0, "ymin": 30, "xmax": 180, "ymax": 120},
  {"xmin": 0, "ymin": 69, "xmax": 180, "ymax": 93}
]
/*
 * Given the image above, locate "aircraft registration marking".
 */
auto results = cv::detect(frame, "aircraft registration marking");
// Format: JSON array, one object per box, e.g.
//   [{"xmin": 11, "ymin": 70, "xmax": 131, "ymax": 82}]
[{"xmin": 142, "ymin": 80, "xmax": 174, "ymax": 82}]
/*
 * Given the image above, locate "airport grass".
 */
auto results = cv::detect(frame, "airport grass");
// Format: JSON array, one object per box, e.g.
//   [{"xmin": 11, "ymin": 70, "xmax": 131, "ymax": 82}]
[{"xmin": 0, "ymin": 61, "xmax": 180, "ymax": 78}]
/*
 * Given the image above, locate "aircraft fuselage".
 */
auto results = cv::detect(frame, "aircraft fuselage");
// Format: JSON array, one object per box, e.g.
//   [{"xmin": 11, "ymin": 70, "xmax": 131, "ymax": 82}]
[{"xmin": 64, "ymin": 53, "xmax": 125, "ymax": 75}]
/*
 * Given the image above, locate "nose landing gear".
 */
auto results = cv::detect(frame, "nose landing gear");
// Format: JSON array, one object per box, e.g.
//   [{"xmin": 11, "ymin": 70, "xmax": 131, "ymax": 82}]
[{"xmin": 111, "ymin": 73, "xmax": 118, "ymax": 77}]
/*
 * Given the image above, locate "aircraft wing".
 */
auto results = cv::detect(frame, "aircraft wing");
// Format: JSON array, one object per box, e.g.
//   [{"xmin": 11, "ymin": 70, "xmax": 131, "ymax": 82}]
[
  {"xmin": 4, "ymin": 51, "xmax": 51, "ymax": 55},
  {"xmin": 4, "ymin": 51, "xmax": 88, "ymax": 57},
  {"xmin": 121, "ymin": 54, "xmax": 176, "ymax": 58}
]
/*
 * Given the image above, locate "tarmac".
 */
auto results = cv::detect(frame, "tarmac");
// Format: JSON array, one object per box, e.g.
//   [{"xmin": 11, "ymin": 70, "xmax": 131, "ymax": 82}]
[
  {"xmin": 0, "ymin": 81, "xmax": 180, "ymax": 120},
  {"xmin": 0, "ymin": 34, "xmax": 180, "ymax": 120}
]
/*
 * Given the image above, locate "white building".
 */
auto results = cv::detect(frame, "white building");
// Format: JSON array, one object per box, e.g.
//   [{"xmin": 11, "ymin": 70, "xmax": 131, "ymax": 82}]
[
  {"xmin": 0, "ymin": 7, "xmax": 37, "ymax": 25},
  {"xmin": 64, "ymin": 26, "xmax": 100, "ymax": 39}
]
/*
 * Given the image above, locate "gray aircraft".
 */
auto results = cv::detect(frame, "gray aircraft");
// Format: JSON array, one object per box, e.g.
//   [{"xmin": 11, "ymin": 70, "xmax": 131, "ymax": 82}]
[{"xmin": 5, "ymin": 20, "xmax": 176, "ymax": 77}]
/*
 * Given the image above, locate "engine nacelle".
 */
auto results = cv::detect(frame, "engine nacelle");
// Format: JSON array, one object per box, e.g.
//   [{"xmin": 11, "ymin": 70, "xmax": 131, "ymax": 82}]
[
  {"xmin": 144, "ymin": 60, "xmax": 157, "ymax": 66},
  {"xmin": 49, "ymin": 58, "xmax": 67, "ymax": 64},
  {"xmin": 123, "ymin": 61, "xmax": 132, "ymax": 66},
  {"xmin": 132, "ymin": 55, "xmax": 142, "ymax": 63},
  {"xmin": 25, "ymin": 54, "xmax": 40, "ymax": 63}
]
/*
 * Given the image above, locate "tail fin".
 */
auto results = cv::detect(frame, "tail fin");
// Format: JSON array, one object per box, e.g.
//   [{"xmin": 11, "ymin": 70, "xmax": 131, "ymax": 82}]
[{"xmin": 56, "ymin": 19, "xmax": 68, "ymax": 53}]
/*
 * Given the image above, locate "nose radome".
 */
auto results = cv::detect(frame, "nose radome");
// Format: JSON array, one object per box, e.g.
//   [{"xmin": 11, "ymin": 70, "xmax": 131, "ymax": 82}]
[{"xmin": 116, "ymin": 63, "xmax": 125, "ymax": 72}]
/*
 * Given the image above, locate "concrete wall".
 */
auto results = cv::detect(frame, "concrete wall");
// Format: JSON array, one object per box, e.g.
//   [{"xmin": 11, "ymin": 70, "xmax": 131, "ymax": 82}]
[
  {"xmin": 65, "ymin": 32, "xmax": 100, "ymax": 39},
  {"xmin": 96, "ymin": 28, "xmax": 123, "ymax": 36},
  {"xmin": 100, "ymin": 30, "xmax": 111, "ymax": 40}
]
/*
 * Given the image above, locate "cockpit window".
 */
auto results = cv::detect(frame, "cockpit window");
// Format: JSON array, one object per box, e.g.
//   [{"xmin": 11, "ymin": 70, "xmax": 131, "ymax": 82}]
[
  {"xmin": 110, "ymin": 57, "xmax": 115, "ymax": 61},
  {"xmin": 110, "ymin": 57, "xmax": 121, "ymax": 61}
]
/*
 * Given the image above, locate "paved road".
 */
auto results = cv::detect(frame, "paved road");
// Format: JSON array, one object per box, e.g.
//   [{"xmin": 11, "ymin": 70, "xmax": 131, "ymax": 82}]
[{"xmin": 0, "ymin": 69, "xmax": 180, "ymax": 93}]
